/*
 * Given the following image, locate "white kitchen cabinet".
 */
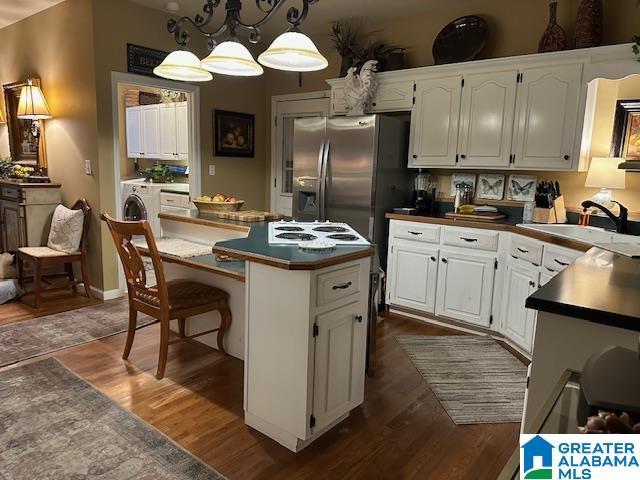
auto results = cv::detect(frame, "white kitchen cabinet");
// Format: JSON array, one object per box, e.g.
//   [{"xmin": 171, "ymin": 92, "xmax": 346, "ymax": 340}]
[
  {"xmin": 458, "ymin": 70, "xmax": 518, "ymax": 168},
  {"xmin": 159, "ymin": 103, "xmax": 177, "ymax": 161},
  {"xmin": 435, "ymin": 250, "xmax": 496, "ymax": 327},
  {"xmin": 125, "ymin": 106, "xmax": 143, "ymax": 158},
  {"xmin": 370, "ymin": 79, "xmax": 414, "ymax": 112},
  {"xmin": 502, "ymin": 263, "xmax": 539, "ymax": 352},
  {"xmin": 141, "ymin": 104, "xmax": 161, "ymax": 159},
  {"xmin": 388, "ymin": 243, "xmax": 439, "ymax": 313},
  {"xmin": 175, "ymin": 101, "xmax": 189, "ymax": 160},
  {"xmin": 512, "ymin": 64, "xmax": 583, "ymax": 169},
  {"xmin": 312, "ymin": 302, "xmax": 367, "ymax": 432},
  {"xmin": 409, "ymin": 75, "xmax": 462, "ymax": 167}
]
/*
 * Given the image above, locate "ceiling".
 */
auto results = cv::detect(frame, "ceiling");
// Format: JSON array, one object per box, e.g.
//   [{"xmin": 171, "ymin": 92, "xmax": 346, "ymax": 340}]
[{"xmin": 0, "ymin": 0, "xmax": 66, "ymax": 30}]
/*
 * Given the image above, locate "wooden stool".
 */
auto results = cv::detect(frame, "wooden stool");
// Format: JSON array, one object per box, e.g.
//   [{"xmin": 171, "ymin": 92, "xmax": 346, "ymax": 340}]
[{"xmin": 101, "ymin": 213, "xmax": 231, "ymax": 379}]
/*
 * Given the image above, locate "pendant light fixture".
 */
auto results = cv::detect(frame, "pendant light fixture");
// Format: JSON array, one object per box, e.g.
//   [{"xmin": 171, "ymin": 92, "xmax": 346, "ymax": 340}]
[{"xmin": 154, "ymin": 0, "xmax": 327, "ymax": 81}]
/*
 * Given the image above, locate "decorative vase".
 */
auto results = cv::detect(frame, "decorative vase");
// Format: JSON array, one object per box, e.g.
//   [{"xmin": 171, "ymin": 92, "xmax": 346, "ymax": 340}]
[
  {"xmin": 339, "ymin": 54, "xmax": 355, "ymax": 77},
  {"xmin": 574, "ymin": 0, "xmax": 603, "ymax": 49},
  {"xmin": 539, "ymin": 1, "xmax": 568, "ymax": 53}
]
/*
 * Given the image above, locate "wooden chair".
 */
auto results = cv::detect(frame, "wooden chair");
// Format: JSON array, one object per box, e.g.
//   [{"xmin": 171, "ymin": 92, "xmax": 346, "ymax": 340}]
[
  {"xmin": 100, "ymin": 213, "xmax": 231, "ymax": 379},
  {"xmin": 17, "ymin": 199, "xmax": 92, "ymax": 308}
]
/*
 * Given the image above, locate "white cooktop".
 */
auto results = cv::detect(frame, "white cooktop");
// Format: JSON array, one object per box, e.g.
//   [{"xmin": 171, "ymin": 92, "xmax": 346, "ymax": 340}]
[{"xmin": 268, "ymin": 220, "xmax": 370, "ymax": 246}]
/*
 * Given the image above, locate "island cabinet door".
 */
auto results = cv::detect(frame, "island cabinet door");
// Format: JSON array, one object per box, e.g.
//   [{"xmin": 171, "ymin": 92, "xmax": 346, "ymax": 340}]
[
  {"xmin": 388, "ymin": 243, "xmax": 439, "ymax": 313},
  {"xmin": 502, "ymin": 263, "xmax": 539, "ymax": 352},
  {"xmin": 312, "ymin": 303, "xmax": 367, "ymax": 433},
  {"xmin": 435, "ymin": 251, "xmax": 496, "ymax": 327},
  {"xmin": 457, "ymin": 70, "xmax": 518, "ymax": 168},
  {"xmin": 512, "ymin": 64, "xmax": 583, "ymax": 170},
  {"xmin": 409, "ymin": 75, "xmax": 462, "ymax": 168}
]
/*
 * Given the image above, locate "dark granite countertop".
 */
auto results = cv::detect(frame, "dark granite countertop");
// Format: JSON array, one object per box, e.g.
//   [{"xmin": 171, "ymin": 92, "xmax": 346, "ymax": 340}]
[
  {"xmin": 161, "ymin": 209, "xmax": 374, "ymax": 270},
  {"xmin": 526, "ymin": 248, "xmax": 640, "ymax": 332}
]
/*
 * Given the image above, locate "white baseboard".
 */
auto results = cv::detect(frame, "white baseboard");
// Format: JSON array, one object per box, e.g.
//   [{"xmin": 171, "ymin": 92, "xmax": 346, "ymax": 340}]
[{"xmin": 86, "ymin": 284, "xmax": 124, "ymax": 301}]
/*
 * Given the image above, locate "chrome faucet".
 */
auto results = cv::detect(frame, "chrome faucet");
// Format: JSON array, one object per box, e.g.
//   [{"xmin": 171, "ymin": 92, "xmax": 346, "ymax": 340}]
[{"xmin": 581, "ymin": 200, "xmax": 629, "ymax": 234}]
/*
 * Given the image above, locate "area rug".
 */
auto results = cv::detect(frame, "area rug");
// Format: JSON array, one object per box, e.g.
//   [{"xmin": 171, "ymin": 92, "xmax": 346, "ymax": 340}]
[
  {"xmin": 0, "ymin": 301, "xmax": 154, "ymax": 367},
  {"xmin": 0, "ymin": 358, "xmax": 224, "ymax": 479},
  {"xmin": 396, "ymin": 335, "xmax": 527, "ymax": 425}
]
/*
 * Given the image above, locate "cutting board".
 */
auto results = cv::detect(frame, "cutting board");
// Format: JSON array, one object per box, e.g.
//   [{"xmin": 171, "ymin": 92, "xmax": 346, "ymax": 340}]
[
  {"xmin": 445, "ymin": 212, "xmax": 506, "ymax": 222},
  {"xmin": 214, "ymin": 210, "xmax": 285, "ymax": 222}
]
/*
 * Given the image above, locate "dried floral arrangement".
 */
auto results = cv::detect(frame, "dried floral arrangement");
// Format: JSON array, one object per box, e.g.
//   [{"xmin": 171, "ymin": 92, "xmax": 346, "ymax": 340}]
[{"xmin": 633, "ymin": 35, "xmax": 640, "ymax": 62}]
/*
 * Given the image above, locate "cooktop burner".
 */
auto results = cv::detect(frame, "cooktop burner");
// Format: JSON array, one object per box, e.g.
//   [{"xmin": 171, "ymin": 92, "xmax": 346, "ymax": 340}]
[
  {"xmin": 326, "ymin": 234, "xmax": 359, "ymax": 241},
  {"xmin": 276, "ymin": 232, "xmax": 317, "ymax": 241},
  {"xmin": 275, "ymin": 226, "xmax": 305, "ymax": 232},
  {"xmin": 312, "ymin": 226, "xmax": 349, "ymax": 233}
]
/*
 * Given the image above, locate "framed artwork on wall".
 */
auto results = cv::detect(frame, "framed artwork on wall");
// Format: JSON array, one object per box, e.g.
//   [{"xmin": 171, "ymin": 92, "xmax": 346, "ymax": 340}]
[
  {"xmin": 476, "ymin": 174, "xmax": 505, "ymax": 200},
  {"xmin": 610, "ymin": 99, "xmax": 640, "ymax": 160},
  {"xmin": 508, "ymin": 174, "xmax": 537, "ymax": 201},
  {"xmin": 214, "ymin": 109, "xmax": 255, "ymax": 158}
]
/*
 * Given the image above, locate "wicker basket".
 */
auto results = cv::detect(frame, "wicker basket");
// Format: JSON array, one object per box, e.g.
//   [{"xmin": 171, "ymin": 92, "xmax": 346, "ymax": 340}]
[{"xmin": 193, "ymin": 200, "xmax": 245, "ymax": 214}]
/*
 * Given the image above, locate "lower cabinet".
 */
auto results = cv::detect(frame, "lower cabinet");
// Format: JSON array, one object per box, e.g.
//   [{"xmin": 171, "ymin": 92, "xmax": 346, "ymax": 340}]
[
  {"xmin": 0, "ymin": 200, "xmax": 23, "ymax": 252},
  {"xmin": 502, "ymin": 263, "xmax": 539, "ymax": 352},
  {"xmin": 435, "ymin": 250, "xmax": 496, "ymax": 327},
  {"xmin": 387, "ymin": 243, "xmax": 439, "ymax": 313},
  {"xmin": 312, "ymin": 302, "xmax": 367, "ymax": 432}
]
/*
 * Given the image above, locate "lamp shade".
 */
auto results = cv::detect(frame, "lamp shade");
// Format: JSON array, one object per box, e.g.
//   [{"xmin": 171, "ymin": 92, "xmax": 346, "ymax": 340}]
[
  {"xmin": 585, "ymin": 157, "xmax": 626, "ymax": 189},
  {"xmin": 200, "ymin": 40, "xmax": 264, "ymax": 76},
  {"xmin": 16, "ymin": 81, "xmax": 52, "ymax": 120},
  {"xmin": 0, "ymin": 107, "xmax": 5, "ymax": 124},
  {"xmin": 153, "ymin": 49, "xmax": 213, "ymax": 82},
  {"xmin": 258, "ymin": 30, "xmax": 328, "ymax": 72}
]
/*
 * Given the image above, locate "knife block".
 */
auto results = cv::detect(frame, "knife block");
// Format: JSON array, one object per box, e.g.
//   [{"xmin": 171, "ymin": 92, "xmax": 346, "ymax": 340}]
[{"xmin": 533, "ymin": 195, "xmax": 567, "ymax": 224}]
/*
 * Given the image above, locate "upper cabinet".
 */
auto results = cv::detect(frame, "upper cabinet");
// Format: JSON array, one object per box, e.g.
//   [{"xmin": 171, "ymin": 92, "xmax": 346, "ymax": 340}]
[
  {"xmin": 512, "ymin": 64, "xmax": 583, "ymax": 169},
  {"xmin": 329, "ymin": 77, "xmax": 414, "ymax": 116},
  {"xmin": 126, "ymin": 101, "xmax": 189, "ymax": 161},
  {"xmin": 409, "ymin": 75, "xmax": 462, "ymax": 168}
]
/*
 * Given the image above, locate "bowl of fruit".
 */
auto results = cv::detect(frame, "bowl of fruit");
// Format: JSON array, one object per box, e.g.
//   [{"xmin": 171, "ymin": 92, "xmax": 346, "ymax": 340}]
[{"xmin": 192, "ymin": 193, "xmax": 244, "ymax": 214}]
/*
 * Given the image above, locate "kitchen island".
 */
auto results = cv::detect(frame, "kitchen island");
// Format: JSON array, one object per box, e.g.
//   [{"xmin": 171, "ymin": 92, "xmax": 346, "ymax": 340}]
[{"xmin": 157, "ymin": 210, "xmax": 375, "ymax": 452}]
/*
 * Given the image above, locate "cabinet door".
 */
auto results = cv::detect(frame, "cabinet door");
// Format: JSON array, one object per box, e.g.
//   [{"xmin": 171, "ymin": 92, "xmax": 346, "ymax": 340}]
[
  {"xmin": 409, "ymin": 76, "xmax": 462, "ymax": 167},
  {"xmin": 502, "ymin": 264, "xmax": 539, "ymax": 352},
  {"xmin": 458, "ymin": 71, "xmax": 517, "ymax": 167},
  {"xmin": 175, "ymin": 102, "xmax": 189, "ymax": 160},
  {"xmin": 435, "ymin": 250, "xmax": 495, "ymax": 327},
  {"xmin": 388, "ymin": 243, "xmax": 439, "ymax": 313},
  {"xmin": 312, "ymin": 303, "xmax": 367, "ymax": 432},
  {"xmin": 331, "ymin": 87, "xmax": 347, "ymax": 116},
  {"xmin": 159, "ymin": 103, "xmax": 177, "ymax": 161},
  {"xmin": 141, "ymin": 105, "xmax": 161, "ymax": 159},
  {"xmin": 1, "ymin": 201, "xmax": 24, "ymax": 251},
  {"xmin": 512, "ymin": 64, "xmax": 583, "ymax": 169},
  {"xmin": 370, "ymin": 80, "xmax": 414, "ymax": 112},
  {"xmin": 125, "ymin": 106, "xmax": 142, "ymax": 158}
]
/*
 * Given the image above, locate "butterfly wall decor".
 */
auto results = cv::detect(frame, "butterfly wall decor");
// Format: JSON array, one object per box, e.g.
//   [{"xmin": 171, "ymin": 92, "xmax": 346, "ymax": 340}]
[
  {"xmin": 477, "ymin": 174, "xmax": 505, "ymax": 200},
  {"xmin": 508, "ymin": 175, "xmax": 537, "ymax": 201}
]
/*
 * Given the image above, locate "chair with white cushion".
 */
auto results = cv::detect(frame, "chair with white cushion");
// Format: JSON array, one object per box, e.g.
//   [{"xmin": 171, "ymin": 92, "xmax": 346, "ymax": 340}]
[{"xmin": 17, "ymin": 199, "xmax": 92, "ymax": 308}]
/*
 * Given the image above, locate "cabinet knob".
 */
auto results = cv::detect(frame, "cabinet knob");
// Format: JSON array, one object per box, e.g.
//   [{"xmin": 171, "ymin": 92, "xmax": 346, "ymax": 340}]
[
  {"xmin": 441, "ymin": 258, "xmax": 448, "ymax": 264},
  {"xmin": 460, "ymin": 154, "xmax": 466, "ymax": 159},
  {"xmin": 430, "ymin": 256, "xmax": 437, "ymax": 262},
  {"xmin": 564, "ymin": 155, "xmax": 570, "ymax": 160},
  {"xmin": 529, "ymin": 280, "xmax": 536, "ymax": 287},
  {"xmin": 412, "ymin": 154, "xmax": 418, "ymax": 159},
  {"xmin": 354, "ymin": 314, "xmax": 363, "ymax": 323},
  {"xmin": 372, "ymin": 102, "xmax": 377, "ymax": 107}
]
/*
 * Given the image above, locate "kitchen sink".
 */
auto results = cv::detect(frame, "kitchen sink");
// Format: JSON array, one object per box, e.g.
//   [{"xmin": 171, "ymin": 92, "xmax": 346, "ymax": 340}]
[{"xmin": 516, "ymin": 224, "xmax": 640, "ymax": 245}]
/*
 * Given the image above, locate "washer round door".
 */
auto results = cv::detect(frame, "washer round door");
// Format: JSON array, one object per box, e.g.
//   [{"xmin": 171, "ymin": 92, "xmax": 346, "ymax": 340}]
[{"xmin": 123, "ymin": 195, "xmax": 147, "ymax": 221}]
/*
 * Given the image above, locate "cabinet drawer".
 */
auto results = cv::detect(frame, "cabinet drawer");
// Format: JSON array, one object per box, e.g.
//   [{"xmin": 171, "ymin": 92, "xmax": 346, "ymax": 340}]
[
  {"xmin": 510, "ymin": 235, "xmax": 543, "ymax": 266},
  {"xmin": 542, "ymin": 245, "xmax": 581, "ymax": 273},
  {"xmin": 1, "ymin": 186, "xmax": 19, "ymax": 200},
  {"xmin": 160, "ymin": 192, "xmax": 190, "ymax": 208},
  {"xmin": 442, "ymin": 228, "xmax": 499, "ymax": 251},
  {"xmin": 316, "ymin": 265, "xmax": 361, "ymax": 307},
  {"xmin": 392, "ymin": 221, "xmax": 440, "ymax": 244}
]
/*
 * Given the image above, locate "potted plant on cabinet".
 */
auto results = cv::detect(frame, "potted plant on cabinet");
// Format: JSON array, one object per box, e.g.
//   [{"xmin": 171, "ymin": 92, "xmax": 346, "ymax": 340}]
[{"xmin": 144, "ymin": 163, "xmax": 174, "ymax": 184}]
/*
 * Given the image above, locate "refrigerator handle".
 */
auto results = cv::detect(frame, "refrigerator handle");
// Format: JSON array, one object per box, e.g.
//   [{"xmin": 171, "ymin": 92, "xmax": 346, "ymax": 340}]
[
  {"xmin": 316, "ymin": 140, "xmax": 325, "ymax": 221},
  {"xmin": 319, "ymin": 140, "xmax": 330, "ymax": 221}
]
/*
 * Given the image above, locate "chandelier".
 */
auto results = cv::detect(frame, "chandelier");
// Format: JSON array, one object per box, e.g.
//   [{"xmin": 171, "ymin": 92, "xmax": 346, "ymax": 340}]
[{"xmin": 153, "ymin": 0, "xmax": 328, "ymax": 81}]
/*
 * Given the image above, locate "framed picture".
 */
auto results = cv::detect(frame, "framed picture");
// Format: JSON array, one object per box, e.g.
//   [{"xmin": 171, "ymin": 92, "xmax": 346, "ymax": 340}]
[
  {"xmin": 449, "ymin": 173, "xmax": 476, "ymax": 196},
  {"xmin": 610, "ymin": 99, "xmax": 640, "ymax": 160},
  {"xmin": 214, "ymin": 109, "xmax": 255, "ymax": 158},
  {"xmin": 508, "ymin": 175, "xmax": 537, "ymax": 202},
  {"xmin": 476, "ymin": 174, "xmax": 505, "ymax": 200}
]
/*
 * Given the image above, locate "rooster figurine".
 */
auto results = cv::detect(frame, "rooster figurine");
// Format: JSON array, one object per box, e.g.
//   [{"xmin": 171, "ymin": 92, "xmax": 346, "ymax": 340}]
[{"xmin": 344, "ymin": 60, "xmax": 378, "ymax": 116}]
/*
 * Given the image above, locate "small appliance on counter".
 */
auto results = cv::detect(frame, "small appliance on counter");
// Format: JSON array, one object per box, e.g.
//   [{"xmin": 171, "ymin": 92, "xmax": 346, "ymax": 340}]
[
  {"xmin": 412, "ymin": 170, "xmax": 437, "ymax": 216},
  {"xmin": 533, "ymin": 180, "xmax": 567, "ymax": 224}
]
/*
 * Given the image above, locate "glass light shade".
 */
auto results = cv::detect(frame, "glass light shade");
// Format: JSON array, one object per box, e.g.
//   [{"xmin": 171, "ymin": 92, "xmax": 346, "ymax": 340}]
[
  {"xmin": 258, "ymin": 31, "xmax": 328, "ymax": 72},
  {"xmin": 153, "ymin": 50, "xmax": 213, "ymax": 82},
  {"xmin": 200, "ymin": 40, "xmax": 264, "ymax": 76},
  {"xmin": 585, "ymin": 157, "xmax": 626, "ymax": 189},
  {"xmin": 16, "ymin": 82, "xmax": 52, "ymax": 120}
]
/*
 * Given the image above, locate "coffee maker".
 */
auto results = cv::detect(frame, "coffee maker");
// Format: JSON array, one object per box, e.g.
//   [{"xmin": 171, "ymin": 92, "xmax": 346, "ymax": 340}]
[{"xmin": 412, "ymin": 170, "xmax": 437, "ymax": 216}]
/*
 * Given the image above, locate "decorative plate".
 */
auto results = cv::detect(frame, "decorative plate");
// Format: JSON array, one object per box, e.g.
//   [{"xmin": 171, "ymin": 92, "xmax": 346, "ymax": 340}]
[{"xmin": 433, "ymin": 16, "xmax": 488, "ymax": 65}]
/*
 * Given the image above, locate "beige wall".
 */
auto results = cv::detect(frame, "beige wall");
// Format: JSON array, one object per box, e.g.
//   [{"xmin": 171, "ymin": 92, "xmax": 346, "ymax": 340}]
[{"xmin": 0, "ymin": 0, "xmax": 104, "ymax": 288}]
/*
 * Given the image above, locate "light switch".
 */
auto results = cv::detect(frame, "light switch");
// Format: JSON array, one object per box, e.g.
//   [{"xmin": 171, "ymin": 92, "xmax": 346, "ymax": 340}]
[
  {"xmin": 209, "ymin": 164, "xmax": 216, "ymax": 176},
  {"xmin": 84, "ymin": 159, "xmax": 92, "ymax": 175}
]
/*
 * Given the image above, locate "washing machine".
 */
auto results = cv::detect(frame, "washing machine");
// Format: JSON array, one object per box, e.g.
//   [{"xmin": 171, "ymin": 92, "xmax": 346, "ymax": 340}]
[{"xmin": 121, "ymin": 179, "xmax": 189, "ymax": 237}]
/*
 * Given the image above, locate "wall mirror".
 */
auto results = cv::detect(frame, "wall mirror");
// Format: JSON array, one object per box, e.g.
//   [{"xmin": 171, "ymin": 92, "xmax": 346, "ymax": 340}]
[{"xmin": 2, "ymin": 78, "xmax": 48, "ymax": 168}]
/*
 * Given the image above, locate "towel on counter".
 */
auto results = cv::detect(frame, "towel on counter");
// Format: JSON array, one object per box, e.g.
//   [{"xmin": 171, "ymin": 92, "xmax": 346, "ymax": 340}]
[{"xmin": 133, "ymin": 238, "xmax": 213, "ymax": 259}]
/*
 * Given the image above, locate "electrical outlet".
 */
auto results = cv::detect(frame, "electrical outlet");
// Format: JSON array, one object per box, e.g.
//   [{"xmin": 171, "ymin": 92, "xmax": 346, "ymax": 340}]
[
  {"xmin": 209, "ymin": 164, "xmax": 216, "ymax": 176},
  {"xmin": 84, "ymin": 159, "xmax": 92, "ymax": 175}
]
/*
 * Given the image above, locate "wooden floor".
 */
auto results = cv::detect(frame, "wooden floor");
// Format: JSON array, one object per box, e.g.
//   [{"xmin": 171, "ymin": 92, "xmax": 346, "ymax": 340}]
[{"xmin": 0, "ymin": 293, "xmax": 520, "ymax": 480}]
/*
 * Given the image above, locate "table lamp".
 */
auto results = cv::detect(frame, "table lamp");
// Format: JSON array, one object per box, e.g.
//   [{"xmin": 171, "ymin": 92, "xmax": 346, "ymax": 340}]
[
  {"xmin": 16, "ymin": 79, "xmax": 52, "ymax": 138},
  {"xmin": 584, "ymin": 157, "xmax": 626, "ymax": 209}
]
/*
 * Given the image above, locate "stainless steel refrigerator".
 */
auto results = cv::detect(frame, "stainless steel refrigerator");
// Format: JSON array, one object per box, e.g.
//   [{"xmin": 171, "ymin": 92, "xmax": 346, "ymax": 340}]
[{"xmin": 292, "ymin": 114, "xmax": 411, "ymax": 269}]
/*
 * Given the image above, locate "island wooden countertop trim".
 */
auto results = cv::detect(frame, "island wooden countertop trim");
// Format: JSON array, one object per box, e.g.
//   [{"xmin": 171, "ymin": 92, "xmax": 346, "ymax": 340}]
[
  {"xmin": 138, "ymin": 247, "xmax": 245, "ymax": 282},
  {"xmin": 385, "ymin": 213, "xmax": 591, "ymax": 252},
  {"xmin": 159, "ymin": 211, "xmax": 251, "ymax": 233}
]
